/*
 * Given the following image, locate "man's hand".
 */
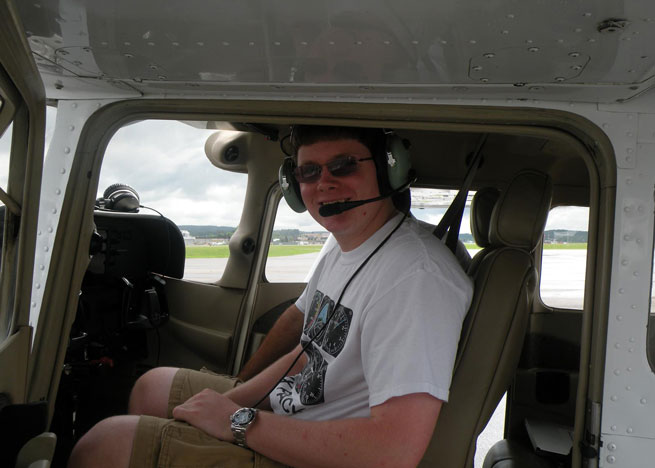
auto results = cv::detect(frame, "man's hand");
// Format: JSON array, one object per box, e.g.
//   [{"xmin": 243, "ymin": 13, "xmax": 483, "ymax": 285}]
[{"xmin": 172, "ymin": 388, "xmax": 240, "ymax": 441}]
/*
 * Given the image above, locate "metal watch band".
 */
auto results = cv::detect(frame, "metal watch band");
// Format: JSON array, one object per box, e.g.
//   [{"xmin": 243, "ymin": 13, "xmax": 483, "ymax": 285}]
[
  {"xmin": 232, "ymin": 424, "xmax": 248, "ymax": 447},
  {"xmin": 230, "ymin": 408, "xmax": 258, "ymax": 448}
]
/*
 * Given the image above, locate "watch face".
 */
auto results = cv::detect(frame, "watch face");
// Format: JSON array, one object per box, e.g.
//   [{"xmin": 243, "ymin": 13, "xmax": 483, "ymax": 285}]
[{"xmin": 232, "ymin": 408, "xmax": 255, "ymax": 425}]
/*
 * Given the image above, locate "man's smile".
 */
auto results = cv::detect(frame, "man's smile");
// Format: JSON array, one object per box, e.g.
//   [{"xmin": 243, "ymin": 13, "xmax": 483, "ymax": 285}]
[{"xmin": 319, "ymin": 198, "xmax": 350, "ymax": 207}]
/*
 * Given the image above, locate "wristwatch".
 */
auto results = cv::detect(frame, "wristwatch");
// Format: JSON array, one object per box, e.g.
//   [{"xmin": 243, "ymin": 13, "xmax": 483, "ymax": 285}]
[{"xmin": 230, "ymin": 407, "xmax": 259, "ymax": 448}]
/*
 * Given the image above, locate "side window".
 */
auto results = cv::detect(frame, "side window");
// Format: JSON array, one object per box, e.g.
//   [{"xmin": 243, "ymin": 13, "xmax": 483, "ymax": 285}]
[
  {"xmin": 0, "ymin": 98, "xmax": 11, "ymax": 262},
  {"xmin": 264, "ymin": 187, "xmax": 476, "ymax": 283},
  {"xmin": 0, "ymin": 106, "xmax": 10, "ymax": 195},
  {"xmin": 265, "ymin": 197, "xmax": 326, "ymax": 282},
  {"xmin": 647, "ymin": 216, "xmax": 655, "ymax": 372},
  {"xmin": 410, "ymin": 187, "xmax": 476, "ymax": 244},
  {"xmin": 539, "ymin": 206, "xmax": 589, "ymax": 309},
  {"xmin": 100, "ymin": 121, "xmax": 248, "ymax": 281}
]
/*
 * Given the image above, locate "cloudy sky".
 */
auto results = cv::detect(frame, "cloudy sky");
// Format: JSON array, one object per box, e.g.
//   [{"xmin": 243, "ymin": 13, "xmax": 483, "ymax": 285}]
[{"xmin": 0, "ymin": 107, "xmax": 590, "ymax": 233}]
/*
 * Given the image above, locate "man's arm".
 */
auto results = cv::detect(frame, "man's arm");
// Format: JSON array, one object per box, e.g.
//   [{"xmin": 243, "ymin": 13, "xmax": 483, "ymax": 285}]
[
  {"xmin": 236, "ymin": 304, "xmax": 304, "ymax": 381},
  {"xmin": 173, "ymin": 388, "xmax": 441, "ymax": 468},
  {"xmin": 228, "ymin": 344, "xmax": 308, "ymax": 409}
]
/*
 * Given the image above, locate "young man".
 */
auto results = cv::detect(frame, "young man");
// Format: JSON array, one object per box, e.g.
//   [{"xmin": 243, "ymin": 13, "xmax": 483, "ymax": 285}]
[{"xmin": 68, "ymin": 126, "xmax": 472, "ymax": 468}]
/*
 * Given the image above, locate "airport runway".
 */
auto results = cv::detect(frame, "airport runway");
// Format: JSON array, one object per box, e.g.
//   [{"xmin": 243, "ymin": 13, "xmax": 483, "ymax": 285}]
[
  {"xmin": 183, "ymin": 250, "xmax": 588, "ymax": 309},
  {"xmin": 183, "ymin": 250, "xmax": 586, "ymax": 466}
]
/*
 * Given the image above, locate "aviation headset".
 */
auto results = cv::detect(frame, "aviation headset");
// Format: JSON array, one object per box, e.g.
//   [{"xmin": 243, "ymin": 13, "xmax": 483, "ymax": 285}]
[
  {"xmin": 96, "ymin": 183, "xmax": 141, "ymax": 212},
  {"xmin": 278, "ymin": 127, "xmax": 413, "ymax": 213}
]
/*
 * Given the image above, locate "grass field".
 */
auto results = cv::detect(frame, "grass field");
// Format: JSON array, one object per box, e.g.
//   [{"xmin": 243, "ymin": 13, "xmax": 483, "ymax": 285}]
[
  {"xmin": 185, "ymin": 244, "xmax": 324, "ymax": 258},
  {"xmin": 185, "ymin": 243, "xmax": 586, "ymax": 258}
]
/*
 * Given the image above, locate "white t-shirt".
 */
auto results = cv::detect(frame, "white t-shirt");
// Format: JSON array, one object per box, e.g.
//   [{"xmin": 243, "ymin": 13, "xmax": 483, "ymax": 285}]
[{"xmin": 269, "ymin": 213, "xmax": 473, "ymax": 421}]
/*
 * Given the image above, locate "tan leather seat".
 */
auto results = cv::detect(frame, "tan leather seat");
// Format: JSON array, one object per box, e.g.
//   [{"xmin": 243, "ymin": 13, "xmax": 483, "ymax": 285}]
[
  {"xmin": 467, "ymin": 187, "xmax": 501, "ymax": 275},
  {"xmin": 471, "ymin": 187, "xmax": 501, "ymax": 249},
  {"xmin": 419, "ymin": 170, "xmax": 553, "ymax": 468}
]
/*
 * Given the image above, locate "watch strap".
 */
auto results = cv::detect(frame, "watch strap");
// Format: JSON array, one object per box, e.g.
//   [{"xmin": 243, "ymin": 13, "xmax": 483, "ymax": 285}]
[{"xmin": 230, "ymin": 408, "xmax": 258, "ymax": 448}]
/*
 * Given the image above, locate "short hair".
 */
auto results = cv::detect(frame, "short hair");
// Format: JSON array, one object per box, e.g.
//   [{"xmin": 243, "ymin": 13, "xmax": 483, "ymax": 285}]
[{"xmin": 289, "ymin": 125, "xmax": 385, "ymax": 163}]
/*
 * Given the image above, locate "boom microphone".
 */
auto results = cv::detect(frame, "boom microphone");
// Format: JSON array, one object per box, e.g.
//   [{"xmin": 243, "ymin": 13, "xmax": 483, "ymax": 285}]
[
  {"xmin": 318, "ymin": 176, "xmax": 415, "ymax": 217},
  {"xmin": 318, "ymin": 195, "xmax": 387, "ymax": 217}
]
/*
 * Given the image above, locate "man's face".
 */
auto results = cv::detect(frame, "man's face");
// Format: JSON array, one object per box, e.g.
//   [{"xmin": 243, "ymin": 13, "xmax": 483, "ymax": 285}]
[{"xmin": 297, "ymin": 138, "xmax": 395, "ymax": 250}]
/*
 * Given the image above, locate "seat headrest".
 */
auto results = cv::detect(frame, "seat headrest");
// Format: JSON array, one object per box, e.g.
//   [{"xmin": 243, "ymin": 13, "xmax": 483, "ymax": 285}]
[
  {"xmin": 470, "ymin": 187, "xmax": 500, "ymax": 248},
  {"xmin": 489, "ymin": 170, "xmax": 552, "ymax": 251}
]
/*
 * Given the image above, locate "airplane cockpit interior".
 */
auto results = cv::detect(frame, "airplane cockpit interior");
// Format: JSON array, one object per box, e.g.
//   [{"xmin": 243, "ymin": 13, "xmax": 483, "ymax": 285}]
[
  {"xmin": 31, "ymin": 116, "xmax": 600, "ymax": 468},
  {"xmin": 7, "ymin": 2, "xmax": 655, "ymax": 467}
]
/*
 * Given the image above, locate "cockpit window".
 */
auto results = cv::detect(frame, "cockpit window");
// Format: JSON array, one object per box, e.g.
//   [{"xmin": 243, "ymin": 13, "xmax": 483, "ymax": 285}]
[
  {"xmin": 100, "ymin": 120, "xmax": 248, "ymax": 282},
  {"xmin": 0, "ymin": 123, "xmax": 10, "ymax": 195},
  {"xmin": 647, "ymin": 224, "xmax": 655, "ymax": 372},
  {"xmin": 0, "ymin": 91, "xmax": 11, "ymax": 192},
  {"xmin": 0, "ymin": 91, "xmax": 12, "ymax": 237}
]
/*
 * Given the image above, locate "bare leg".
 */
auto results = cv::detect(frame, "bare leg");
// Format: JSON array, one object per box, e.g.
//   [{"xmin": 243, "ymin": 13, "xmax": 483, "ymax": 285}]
[
  {"xmin": 128, "ymin": 366, "xmax": 179, "ymax": 417},
  {"xmin": 67, "ymin": 415, "xmax": 138, "ymax": 468}
]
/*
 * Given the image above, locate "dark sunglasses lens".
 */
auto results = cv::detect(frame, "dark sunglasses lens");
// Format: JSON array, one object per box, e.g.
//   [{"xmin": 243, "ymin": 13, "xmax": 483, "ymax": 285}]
[
  {"xmin": 328, "ymin": 157, "xmax": 358, "ymax": 177},
  {"xmin": 294, "ymin": 164, "xmax": 321, "ymax": 182}
]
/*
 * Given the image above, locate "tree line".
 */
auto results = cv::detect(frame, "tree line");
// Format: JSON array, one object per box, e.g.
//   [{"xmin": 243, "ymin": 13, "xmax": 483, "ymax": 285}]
[{"xmin": 179, "ymin": 225, "xmax": 587, "ymax": 244}]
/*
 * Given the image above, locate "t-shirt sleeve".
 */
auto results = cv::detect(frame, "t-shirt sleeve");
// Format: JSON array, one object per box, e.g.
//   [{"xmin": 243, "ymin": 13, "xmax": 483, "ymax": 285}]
[
  {"xmin": 295, "ymin": 285, "xmax": 309, "ymax": 314},
  {"xmin": 360, "ymin": 269, "xmax": 469, "ymax": 407}
]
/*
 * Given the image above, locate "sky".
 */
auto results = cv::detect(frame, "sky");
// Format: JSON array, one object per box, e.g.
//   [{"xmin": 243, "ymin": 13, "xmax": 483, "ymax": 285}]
[{"xmin": 0, "ymin": 107, "xmax": 590, "ymax": 233}]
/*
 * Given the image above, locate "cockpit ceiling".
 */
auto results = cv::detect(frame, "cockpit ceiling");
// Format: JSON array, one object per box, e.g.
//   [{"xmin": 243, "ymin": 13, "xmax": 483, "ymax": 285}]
[{"xmin": 17, "ymin": 0, "xmax": 655, "ymax": 102}]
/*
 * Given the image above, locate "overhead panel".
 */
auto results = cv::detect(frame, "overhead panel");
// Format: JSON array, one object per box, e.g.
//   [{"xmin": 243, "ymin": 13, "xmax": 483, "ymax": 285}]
[{"xmin": 15, "ymin": 0, "xmax": 655, "ymax": 102}]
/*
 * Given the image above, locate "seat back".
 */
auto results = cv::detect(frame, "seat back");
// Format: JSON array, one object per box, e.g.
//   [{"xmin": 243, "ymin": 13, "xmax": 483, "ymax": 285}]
[
  {"xmin": 467, "ymin": 187, "xmax": 501, "ymax": 275},
  {"xmin": 470, "ymin": 187, "xmax": 501, "ymax": 249},
  {"xmin": 420, "ymin": 170, "xmax": 552, "ymax": 468}
]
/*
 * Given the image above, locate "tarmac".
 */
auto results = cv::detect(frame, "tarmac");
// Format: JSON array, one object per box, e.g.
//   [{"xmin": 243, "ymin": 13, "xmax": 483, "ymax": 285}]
[{"xmin": 183, "ymin": 250, "xmax": 587, "ymax": 309}]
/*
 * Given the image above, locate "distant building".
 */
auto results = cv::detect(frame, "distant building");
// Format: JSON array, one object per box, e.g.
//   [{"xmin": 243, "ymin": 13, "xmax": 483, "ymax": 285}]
[
  {"xmin": 298, "ymin": 232, "xmax": 330, "ymax": 245},
  {"xmin": 181, "ymin": 230, "xmax": 196, "ymax": 246}
]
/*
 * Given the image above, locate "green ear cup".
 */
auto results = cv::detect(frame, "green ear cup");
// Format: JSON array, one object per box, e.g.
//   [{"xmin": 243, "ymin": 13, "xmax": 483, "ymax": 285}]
[
  {"xmin": 385, "ymin": 135, "xmax": 412, "ymax": 191},
  {"xmin": 278, "ymin": 158, "xmax": 306, "ymax": 213}
]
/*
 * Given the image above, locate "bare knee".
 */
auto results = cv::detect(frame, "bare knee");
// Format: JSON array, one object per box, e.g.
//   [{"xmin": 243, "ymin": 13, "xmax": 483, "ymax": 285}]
[
  {"xmin": 128, "ymin": 366, "xmax": 179, "ymax": 417},
  {"xmin": 68, "ymin": 415, "xmax": 139, "ymax": 468}
]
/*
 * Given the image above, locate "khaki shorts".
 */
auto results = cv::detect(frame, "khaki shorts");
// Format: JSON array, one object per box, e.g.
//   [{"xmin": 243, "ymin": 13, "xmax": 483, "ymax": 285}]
[{"xmin": 129, "ymin": 368, "xmax": 289, "ymax": 468}]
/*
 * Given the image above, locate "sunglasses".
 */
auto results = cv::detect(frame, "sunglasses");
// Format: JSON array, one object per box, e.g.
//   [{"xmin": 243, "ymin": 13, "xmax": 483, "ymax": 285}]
[{"xmin": 294, "ymin": 156, "xmax": 374, "ymax": 183}]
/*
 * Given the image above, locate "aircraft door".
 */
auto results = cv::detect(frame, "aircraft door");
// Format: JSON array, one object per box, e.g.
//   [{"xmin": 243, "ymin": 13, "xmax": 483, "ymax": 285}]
[{"xmin": 0, "ymin": 0, "xmax": 48, "ymax": 466}]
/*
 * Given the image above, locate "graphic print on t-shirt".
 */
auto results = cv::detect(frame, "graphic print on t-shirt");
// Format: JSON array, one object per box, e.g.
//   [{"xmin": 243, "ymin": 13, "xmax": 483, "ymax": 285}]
[
  {"xmin": 272, "ymin": 289, "xmax": 353, "ymax": 414},
  {"xmin": 305, "ymin": 291, "xmax": 333, "ymax": 342},
  {"xmin": 297, "ymin": 343, "xmax": 328, "ymax": 405}
]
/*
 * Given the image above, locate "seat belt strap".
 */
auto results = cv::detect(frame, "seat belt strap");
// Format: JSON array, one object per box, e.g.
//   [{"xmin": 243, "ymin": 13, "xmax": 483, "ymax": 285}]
[{"xmin": 434, "ymin": 134, "xmax": 487, "ymax": 253}]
